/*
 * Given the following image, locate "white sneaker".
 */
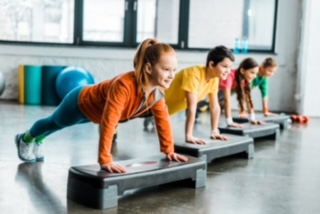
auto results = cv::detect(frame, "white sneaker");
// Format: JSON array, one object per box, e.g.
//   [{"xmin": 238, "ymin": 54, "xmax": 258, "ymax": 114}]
[
  {"xmin": 143, "ymin": 117, "xmax": 154, "ymax": 130},
  {"xmin": 15, "ymin": 134, "xmax": 36, "ymax": 162},
  {"xmin": 33, "ymin": 143, "xmax": 44, "ymax": 161}
]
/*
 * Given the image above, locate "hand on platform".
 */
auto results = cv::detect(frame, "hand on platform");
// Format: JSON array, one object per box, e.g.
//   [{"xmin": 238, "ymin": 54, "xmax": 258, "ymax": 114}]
[
  {"xmin": 210, "ymin": 134, "xmax": 228, "ymax": 141},
  {"xmin": 251, "ymin": 120, "xmax": 265, "ymax": 125},
  {"xmin": 186, "ymin": 136, "xmax": 207, "ymax": 145},
  {"xmin": 101, "ymin": 162, "xmax": 127, "ymax": 173},
  {"xmin": 167, "ymin": 153, "xmax": 188, "ymax": 162},
  {"xmin": 228, "ymin": 122, "xmax": 244, "ymax": 128}
]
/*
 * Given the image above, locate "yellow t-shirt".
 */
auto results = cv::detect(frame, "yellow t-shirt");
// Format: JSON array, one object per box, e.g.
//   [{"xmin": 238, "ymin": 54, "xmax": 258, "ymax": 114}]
[{"xmin": 165, "ymin": 65, "xmax": 219, "ymax": 115}]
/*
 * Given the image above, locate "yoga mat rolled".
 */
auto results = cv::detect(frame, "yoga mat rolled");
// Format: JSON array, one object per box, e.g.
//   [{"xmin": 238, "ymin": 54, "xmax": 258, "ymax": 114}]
[
  {"xmin": 18, "ymin": 65, "xmax": 25, "ymax": 104},
  {"xmin": 24, "ymin": 65, "xmax": 42, "ymax": 105},
  {"xmin": 41, "ymin": 65, "xmax": 65, "ymax": 106}
]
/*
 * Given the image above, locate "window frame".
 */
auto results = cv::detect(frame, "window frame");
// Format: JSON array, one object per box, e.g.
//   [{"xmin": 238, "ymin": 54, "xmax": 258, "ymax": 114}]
[{"xmin": 0, "ymin": 0, "xmax": 278, "ymax": 53}]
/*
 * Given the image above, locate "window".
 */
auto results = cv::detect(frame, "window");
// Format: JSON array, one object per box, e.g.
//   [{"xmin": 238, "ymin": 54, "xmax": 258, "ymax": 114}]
[
  {"xmin": 247, "ymin": 0, "xmax": 276, "ymax": 50},
  {"xmin": 82, "ymin": 0, "xmax": 125, "ymax": 42},
  {"xmin": 0, "ymin": 0, "xmax": 74, "ymax": 43},
  {"xmin": 188, "ymin": 0, "xmax": 277, "ymax": 51},
  {"xmin": 0, "ymin": 0, "xmax": 278, "ymax": 52},
  {"xmin": 136, "ymin": 0, "xmax": 180, "ymax": 44}
]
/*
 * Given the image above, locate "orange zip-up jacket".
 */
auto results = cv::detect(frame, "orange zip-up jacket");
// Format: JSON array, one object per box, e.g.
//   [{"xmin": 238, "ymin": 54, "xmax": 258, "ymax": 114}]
[{"xmin": 78, "ymin": 71, "xmax": 174, "ymax": 164}]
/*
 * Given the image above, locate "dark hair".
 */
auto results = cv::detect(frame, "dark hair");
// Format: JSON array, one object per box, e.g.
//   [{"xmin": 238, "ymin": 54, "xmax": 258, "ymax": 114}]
[
  {"xmin": 206, "ymin": 46, "xmax": 235, "ymax": 67},
  {"xmin": 235, "ymin": 58, "xmax": 259, "ymax": 112},
  {"xmin": 134, "ymin": 38, "xmax": 175, "ymax": 87}
]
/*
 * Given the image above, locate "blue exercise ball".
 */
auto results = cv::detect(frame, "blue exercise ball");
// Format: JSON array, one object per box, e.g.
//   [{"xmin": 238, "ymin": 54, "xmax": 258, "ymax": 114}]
[
  {"xmin": 55, "ymin": 66, "xmax": 95, "ymax": 99},
  {"xmin": 0, "ymin": 72, "xmax": 5, "ymax": 96}
]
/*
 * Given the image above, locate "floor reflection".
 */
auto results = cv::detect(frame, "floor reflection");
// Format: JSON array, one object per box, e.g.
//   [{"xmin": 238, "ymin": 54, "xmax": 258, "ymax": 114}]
[{"xmin": 15, "ymin": 162, "xmax": 66, "ymax": 213}]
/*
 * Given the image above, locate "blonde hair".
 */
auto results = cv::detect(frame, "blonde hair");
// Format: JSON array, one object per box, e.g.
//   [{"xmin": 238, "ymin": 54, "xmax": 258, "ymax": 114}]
[
  {"xmin": 262, "ymin": 57, "xmax": 278, "ymax": 68},
  {"xmin": 134, "ymin": 38, "xmax": 175, "ymax": 88}
]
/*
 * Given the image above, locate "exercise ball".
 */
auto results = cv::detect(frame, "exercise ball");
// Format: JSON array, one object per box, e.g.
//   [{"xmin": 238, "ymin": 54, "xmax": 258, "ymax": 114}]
[
  {"xmin": 55, "ymin": 66, "xmax": 95, "ymax": 99},
  {"xmin": 0, "ymin": 72, "xmax": 5, "ymax": 96}
]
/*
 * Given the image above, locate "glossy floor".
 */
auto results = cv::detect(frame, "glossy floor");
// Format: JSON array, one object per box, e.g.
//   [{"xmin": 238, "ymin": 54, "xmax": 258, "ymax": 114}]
[{"xmin": 1, "ymin": 101, "xmax": 320, "ymax": 214}]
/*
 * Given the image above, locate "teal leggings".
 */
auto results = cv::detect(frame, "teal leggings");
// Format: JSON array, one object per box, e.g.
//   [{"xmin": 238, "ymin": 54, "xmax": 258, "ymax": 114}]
[{"xmin": 29, "ymin": 86, "xmax": 90, "ymax": 140}]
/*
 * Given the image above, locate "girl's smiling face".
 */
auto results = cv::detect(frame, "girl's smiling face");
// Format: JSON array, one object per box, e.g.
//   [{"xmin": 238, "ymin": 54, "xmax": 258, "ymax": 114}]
[
  {"xmin": 241, "ymin": 66, "xmax": 259, "ymax": 82},
  {"xmin": 145, "ymin": 52, "xmax": 177, "ymax": 89}
]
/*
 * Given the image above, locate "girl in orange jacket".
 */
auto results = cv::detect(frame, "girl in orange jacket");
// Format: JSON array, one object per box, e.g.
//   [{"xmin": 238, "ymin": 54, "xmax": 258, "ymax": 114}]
[{"xmin": 15, "ymin": 38, "xmax": 188, "ymax": 173}]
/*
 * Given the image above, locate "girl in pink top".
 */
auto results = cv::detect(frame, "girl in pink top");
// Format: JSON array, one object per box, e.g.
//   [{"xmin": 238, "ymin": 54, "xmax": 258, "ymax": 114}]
[{"xmin": 219, "ymin": 58, "xmax": 264, "ymax": 127}]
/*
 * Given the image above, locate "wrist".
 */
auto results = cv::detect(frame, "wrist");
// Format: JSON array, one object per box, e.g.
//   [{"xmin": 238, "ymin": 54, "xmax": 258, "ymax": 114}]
[
  {"xmin": 185, "ymin": 134, "xmax": 193, "ymax": 140},
  {"xmin": 211, "ymin": 129, "xmax": 220, "ymax": 135},
  {"xmin": 226, "ymin": 118, "xmax": 233, "ymax": 125},
  {"xmin": 249, "ymin": 113, "xmax": 256, "ymax": 121}
]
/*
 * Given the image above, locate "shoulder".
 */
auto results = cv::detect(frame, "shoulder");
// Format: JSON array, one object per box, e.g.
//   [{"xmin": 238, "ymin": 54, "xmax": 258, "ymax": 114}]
[
  {"xmin": 231, "ymin": 69, "xmax": 238, "ymax": 76},
  {"xmin": 114, "ymin": 71, "xmax": 135, "ymax": 81},
  {"xmin": 112, "ymin": 71, "xmax": 136, "ymax": 85},
  {"xmin": 107, "ymin": 71, "xmax": 138, "ymax": 95},
  {"xmin": 263, "ymin": 76, "xmax": 268, "ymax": 82},
  {"xmin": 220, "ymin": 69, "xmax": 236, "ymax": 88},
  {"xmin": 180, "ymin": 65, "xmax": 205, "ymax": 78},
  {"xmin": 226, "ymin": 69, "xmax": 237, "ymax": 81}
]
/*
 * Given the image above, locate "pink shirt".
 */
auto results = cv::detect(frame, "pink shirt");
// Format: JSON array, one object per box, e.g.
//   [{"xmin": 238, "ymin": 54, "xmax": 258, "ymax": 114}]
[{"xmin": 219, "ymin": 69, "xmax": 239, "ymax": 91}]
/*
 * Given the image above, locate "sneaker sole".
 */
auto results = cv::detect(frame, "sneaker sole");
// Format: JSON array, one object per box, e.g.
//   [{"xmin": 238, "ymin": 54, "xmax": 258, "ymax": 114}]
[
  {"xmin": 34, "ymin": 143, "xmax": 45, "ymax": 162},
  {"xmin": 15, "ymin": 135, "xmax": 36, "ymax": 163}
]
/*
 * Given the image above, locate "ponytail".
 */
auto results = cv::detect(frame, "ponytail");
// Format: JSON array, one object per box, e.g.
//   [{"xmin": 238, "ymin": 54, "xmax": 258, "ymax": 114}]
[
  {"xmin": 235, "ymin": 71, "xmax": 245, "ymax": 112},
  {"xmin": 235, "ymin": 58, "xmax": 258, "ymax": 112},
  {"xmin": 134, "ymin": 38, "xmax": 175, "ymax": 87}
]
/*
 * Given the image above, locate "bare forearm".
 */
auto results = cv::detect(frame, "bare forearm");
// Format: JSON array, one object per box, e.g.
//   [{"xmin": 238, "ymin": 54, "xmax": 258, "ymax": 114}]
[
  {"xmin": 263, "ymin": 97, "xmax": 269, "ymax": 112},
  {"xmin": 210, "ymin": 101, "xmax": 220, "ymax": 132},
  {"xmin": 223, "ymin": 89, "xmax": 233, "ymax": 119},
  {"xmin": 185, "ymin": 109, "xmax": 196, "ymax": 139},
  {"xmin": 224, "ymin": 99, "xmax": 232, "ymax": 119}
]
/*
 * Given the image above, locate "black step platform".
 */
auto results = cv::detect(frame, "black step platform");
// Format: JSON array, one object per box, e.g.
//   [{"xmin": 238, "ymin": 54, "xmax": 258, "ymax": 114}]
[
  {"xmin": 219, "ymin": 123, "xmax": 280, "ymax": 140},
  {"xmin": 67, "ymin": 154, "xmax": 206, "ymax": 209},
  {"xmin": 174, "ymin": 135, "xmax": 254, "ymax": 163},
  {"xmin": 233, "ymin": 114, "xmax": 291, "ymax": 129}
]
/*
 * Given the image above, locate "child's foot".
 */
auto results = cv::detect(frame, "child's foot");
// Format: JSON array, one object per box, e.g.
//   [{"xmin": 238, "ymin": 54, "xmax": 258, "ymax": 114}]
[
  {"xmin": 143, "ymin": 117, "xmax": 154, "ymax": 130},
  {"xmin": 15, "ymin": 134, "xmax": 36, "ymax": 162},
  {"xmin": 33, "ymin": 143, "xmax": 44, "ymax": 161}
]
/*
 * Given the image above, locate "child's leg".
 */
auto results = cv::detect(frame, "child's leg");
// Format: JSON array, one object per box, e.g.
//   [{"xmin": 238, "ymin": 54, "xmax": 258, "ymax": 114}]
[
  {"xmin": 140, "ymin": 110, "xmax": 154, "ymax": 129},
  {"xmin": 16, "ymin": 86, "xmax": 89, "ymax": 162},
  {"xmin": 29, "ymin": 86, "xmax": 89, "ymax": 140},
  {"xmin": 143, "ymin": 116, "xmax": 155, "ymax": 129}
]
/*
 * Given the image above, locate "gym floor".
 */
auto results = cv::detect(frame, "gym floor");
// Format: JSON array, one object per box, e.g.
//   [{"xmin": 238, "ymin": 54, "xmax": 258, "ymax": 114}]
[{"xmin": 1, "ymin": 100, "xmax": 320, "ymax": 214}]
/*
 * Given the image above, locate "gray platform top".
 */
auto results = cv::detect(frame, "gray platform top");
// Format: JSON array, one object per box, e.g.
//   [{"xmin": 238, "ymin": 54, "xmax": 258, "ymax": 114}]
[
  {"xmin": 233, "ymin": 113, "xmax": 290, "ymax": 123},
  {"xmin": 71, "ymin": 154, "xmax": 204, "ymax": 179},
  {"xmin": 174, "ymin": 134, "xmax": 253, "ymax": 151},
  {"xmin": 219, "ymin": 122, "xmax": 279, "ymax": 132}
]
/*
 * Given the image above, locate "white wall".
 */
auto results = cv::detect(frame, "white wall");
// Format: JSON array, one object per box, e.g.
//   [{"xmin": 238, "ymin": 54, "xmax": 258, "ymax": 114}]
[
  {"xmin": 297, "ymin": 0, "xmax": 320, "ymax": 117},
  {"xmin": 0, "ymin": 0, "xmax": 305, "ymax": 114}
]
